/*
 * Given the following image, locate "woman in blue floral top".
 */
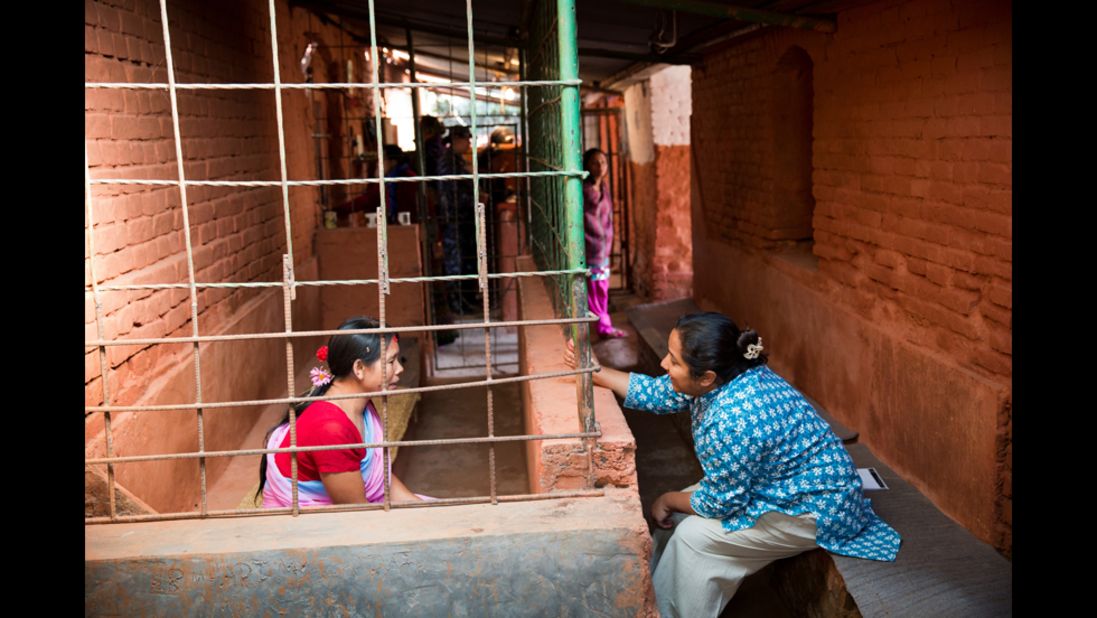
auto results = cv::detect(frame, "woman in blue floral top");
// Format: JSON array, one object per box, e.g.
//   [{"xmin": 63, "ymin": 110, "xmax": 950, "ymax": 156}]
[{"xmin": 567, "ymin": 312, "xmax": 900, "ymax": 617}]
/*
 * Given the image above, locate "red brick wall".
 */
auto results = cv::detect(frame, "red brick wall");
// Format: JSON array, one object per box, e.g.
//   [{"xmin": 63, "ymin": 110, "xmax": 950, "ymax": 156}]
[
  {"xmin": 84, "ymin": 0, "xmax": 348, "ymax": 406},
  {"xmin": 692, "ymin": 0, "xmax": 1011, "ymax": 552},
  {"xmin": 628, "ymin": 160, "xmax": 657, "ymax": 298},
  {"xmin": 652, "ymin": 145, "xmax": 693, "ymax": 299},
  {"xmin": 85, "ymin": 0, "xmax": 350, "ymax": 509},
  {"xmin": 629, "ymin": 150, "xmax": 694, "ymax": 301}
]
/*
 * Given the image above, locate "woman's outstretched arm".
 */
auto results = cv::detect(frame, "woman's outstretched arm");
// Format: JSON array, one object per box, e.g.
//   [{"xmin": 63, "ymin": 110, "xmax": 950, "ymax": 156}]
[{"xmin": 563, "ymin": 338, "xmax": 630, "ymax": 398}]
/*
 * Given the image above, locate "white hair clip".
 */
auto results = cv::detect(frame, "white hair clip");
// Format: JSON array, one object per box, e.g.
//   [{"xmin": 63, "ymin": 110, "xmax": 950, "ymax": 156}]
[{"xmin": 744, "ymin": 338, "xmax": 764, "ymax": 360}]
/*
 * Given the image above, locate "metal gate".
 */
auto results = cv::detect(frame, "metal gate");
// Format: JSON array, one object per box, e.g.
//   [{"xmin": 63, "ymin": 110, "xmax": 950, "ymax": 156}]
[{"xmin": 84, "ymin": 0, "xmax": 598, "ymax": 523}]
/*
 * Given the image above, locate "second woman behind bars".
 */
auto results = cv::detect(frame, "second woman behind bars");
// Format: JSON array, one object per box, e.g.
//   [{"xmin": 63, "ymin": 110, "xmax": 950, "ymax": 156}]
[{"xmin": 257, "ymin": 316, "xmax": 425, "ymax": 507}]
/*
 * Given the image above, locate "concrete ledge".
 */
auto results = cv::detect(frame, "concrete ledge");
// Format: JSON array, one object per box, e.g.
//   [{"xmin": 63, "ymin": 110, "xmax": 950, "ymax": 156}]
[
  {"xmin": 769, "ymin": 442, "xmax": 1011, "ymax": 618},
  {"xmin": 86, "ymin": 490, "xmax": 655, "ymax": 617},
  {"xmin": 515, "ymin": 255, "xmax": 638, "ymax": 493}
]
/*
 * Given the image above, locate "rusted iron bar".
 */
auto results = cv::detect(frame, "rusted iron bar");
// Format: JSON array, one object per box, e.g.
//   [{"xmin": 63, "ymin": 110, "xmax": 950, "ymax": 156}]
[
  {"xmin": 84, "ymin": 489, "xmax": 606, "ymax": 524},
  {"xmin": 85, "ymin": 313, "xmax": 597, "ymax": 348},
  {"xmin": 87, "ymin": 169, "xmax": 585, "ymax": 188},
  {"xmin": 85, "ymin": 146, "xmax": 118, "ymax": 522},
  {"xmin": 88, "ymin": 267, "xmax": 590, "ymax": 294},
  {"xmin": 84, "ymin": 365, "xmax": 600, "ymax": 414},
  {"xmin": 86, "ymin": 429, "xmax": 603, "ymax": 465},
  {"xmin": 83, "ymin": 79, "xmax": 583, "ymax": 90},
  {"xmin": 157, "ymin": 0, "xmax": 209, "ymax": 516}
]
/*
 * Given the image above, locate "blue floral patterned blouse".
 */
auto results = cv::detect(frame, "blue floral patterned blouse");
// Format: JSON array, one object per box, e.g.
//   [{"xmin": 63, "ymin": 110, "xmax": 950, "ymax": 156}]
[{"xmin": 625, "ymin": 366, "xmax": 900, "ymax": 561}]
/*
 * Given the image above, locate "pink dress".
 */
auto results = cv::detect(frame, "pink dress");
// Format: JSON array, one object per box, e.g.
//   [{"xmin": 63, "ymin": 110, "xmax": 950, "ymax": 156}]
[{"xmin": 583, "ymin": 180, "xmax": 616, "ymax": 335}]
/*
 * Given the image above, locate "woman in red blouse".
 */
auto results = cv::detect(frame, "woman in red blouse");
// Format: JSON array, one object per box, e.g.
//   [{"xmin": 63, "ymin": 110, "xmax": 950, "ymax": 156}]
[{"xmin": 258, "ymin": 316, "xmax": 424, "ymax": 506}]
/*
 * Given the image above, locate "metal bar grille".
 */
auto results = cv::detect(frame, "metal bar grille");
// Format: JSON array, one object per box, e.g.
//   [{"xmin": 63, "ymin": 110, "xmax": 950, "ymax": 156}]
[
  {"xmin": 84, "ymin": 0, "xmax": 593, "ymax": 524},
  {"xmin": 156, "ymin": 0, "xmax": 209, "ymax": 517},
  {"xmin": 84, "ymin": 365, "xmax": 598, "ymax": 414},
  {"xmin": 84, "ymin": 79, "xmax": 582, "ymax": 90},
  {"xmin": 85, "ymin": 489, "xmax": 605, "ymax": 525}
]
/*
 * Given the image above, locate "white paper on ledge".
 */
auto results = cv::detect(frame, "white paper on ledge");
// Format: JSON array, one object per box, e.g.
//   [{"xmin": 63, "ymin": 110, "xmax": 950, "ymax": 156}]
[{"xmin": 858, "ymin": 467, "xmax": 889, "ymax": 490}]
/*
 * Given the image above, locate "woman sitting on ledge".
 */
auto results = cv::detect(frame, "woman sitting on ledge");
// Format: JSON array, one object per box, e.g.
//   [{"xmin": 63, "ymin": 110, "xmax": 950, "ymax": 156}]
[
  {"xmin": 258, "ymin": 316, "xmax": 424, "ymax": 506},
  {"xmin": 565, "ymin": 311, "xmax": 900, "ymax": 617}
]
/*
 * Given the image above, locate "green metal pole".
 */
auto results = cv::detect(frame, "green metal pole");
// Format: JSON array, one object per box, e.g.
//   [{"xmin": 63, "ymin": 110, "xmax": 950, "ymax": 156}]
[
  {"xmin": 557, "ymin": 0, "xmax": 597, "ymax": 460},
  {"xmin": 557, "ymin": 0, "xmax": 584, "ymax": 281},
  {"xmin": 519, "ymin": 46, "xmax": 531, "ymax": 255}
]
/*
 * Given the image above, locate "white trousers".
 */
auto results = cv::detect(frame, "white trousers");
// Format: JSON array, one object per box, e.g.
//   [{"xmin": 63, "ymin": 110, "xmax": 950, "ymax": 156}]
[{"xmin": 650, "ymin": 486, "xmax": 819, "ymax": 618}]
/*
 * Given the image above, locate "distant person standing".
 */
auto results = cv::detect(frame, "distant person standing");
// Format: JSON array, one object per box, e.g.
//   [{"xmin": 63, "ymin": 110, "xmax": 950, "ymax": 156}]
[
  {"xmin": 357, "ymin": 145, "xmax": 418, "ymax": 224},
  {"xmin": 444, "ymin": 125, "xmax": 479, "ymax": 313},
  {"xmin": 380, "ymin": 144, "xmax": 418, "ymax": 224},
  {"xmin": 583, "ymin": 148, "xmax": 626, "ymax": 338},
  {"xmin": 419, "ymin": 116, "xmax": 457, "ymax": 345}
]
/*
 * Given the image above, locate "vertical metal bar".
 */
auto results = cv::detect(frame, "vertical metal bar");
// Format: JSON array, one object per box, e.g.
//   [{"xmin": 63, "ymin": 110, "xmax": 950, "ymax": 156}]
[
  {"xmin": 267, "ymin": 0, "xmax": 301, "ymax": 515},
  {"xmin": 557, "ymin": 0, "xmax": 598, "ymax": 488},
  {"xmin": 339, "ymin": 21, "xmax": 351, "ymax": 208},
  {"xmin": 266, "ymin": 0, "xmax": 297, "ymax": 294},
  {"xmin": 466, "ymin": 0, "xmax": 498, "ymax": 503},
  {"xmin": 85, "ymin": 145, "xmax": 118, "ymax": 521},
  {"xmin": 306, "ymin": 14, "xmax": 328, "ymax": 211},
  {"xmin": 157, "ymin": 0, "xmax": 208, "ymax": 515},
  {"xmin": 282, "ymin": 255, "xmax": 300, "ymax": 514},
  {"xmin": 519, "ymin": 48, "xmax": 532, "ymax": 255},
  {"xmin": 465, "ymin": 1, "xmax": 482, "ymax": 293},
  {"xmin": 479, "ymin": 201, "xmax": 498, "ymax": 503},
  {"xmin": 367, "ymin": 0, "xmax": 393, "ymax": 510}
]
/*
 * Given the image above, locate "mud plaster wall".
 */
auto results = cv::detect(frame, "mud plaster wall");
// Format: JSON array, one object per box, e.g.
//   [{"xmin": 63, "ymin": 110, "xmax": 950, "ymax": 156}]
[
  {"xmin": 316, "ymin": 225, "xmax": 426, "ymax": 329},
  {"xmin": 624, "ymin": 67, "xmax": 693, "ymax": 301},
  {"xmin": 690, "ymin": 0, "xmax": 1011, "ymax": 552},
  {"xmin": 85, "ymin": 0, "xmax": 342, "ymax": 511}
]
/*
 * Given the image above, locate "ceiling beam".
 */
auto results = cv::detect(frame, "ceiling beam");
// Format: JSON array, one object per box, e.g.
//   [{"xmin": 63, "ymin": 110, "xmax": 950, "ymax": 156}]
[
  {"xmin": 618, "ymin": 0, "xmax": 837, "ymax": 33},
  {"xmin": 578, "ymin": 46, "xmax": 698, "ymax": 64}
]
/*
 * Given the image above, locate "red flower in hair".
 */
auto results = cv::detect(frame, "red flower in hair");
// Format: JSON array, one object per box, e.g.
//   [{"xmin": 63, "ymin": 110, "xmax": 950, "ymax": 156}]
[{"xmin": 316, "ymin": 345, "xmax": 329, "ymax": 362}]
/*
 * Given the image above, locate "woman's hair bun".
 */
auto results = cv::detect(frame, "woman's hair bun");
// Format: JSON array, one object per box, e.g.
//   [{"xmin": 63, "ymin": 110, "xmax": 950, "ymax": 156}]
[{"xmin": 737, "ymin": 328, "xmax": 760, "ymax": 351}]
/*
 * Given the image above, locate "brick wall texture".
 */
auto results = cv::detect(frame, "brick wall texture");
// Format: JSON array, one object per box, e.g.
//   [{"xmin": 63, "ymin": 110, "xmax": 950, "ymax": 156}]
[
  {"xmin": 85, "ymin": 0, "xmax": 350, "ymax": 410},
  {"xmin": 631, "ymin": 146, "xmax": 693, "ymax": 301},
  {"xmin": 691, "ymin": 0, "xmax": 1011, "ymax": 553}
]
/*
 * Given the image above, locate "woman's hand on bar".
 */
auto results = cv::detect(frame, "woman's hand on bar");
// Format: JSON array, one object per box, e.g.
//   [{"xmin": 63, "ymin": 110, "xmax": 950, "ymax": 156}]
[{"xmin": 564, "ymin": 338, "xmax": 630, "ymax": 398}]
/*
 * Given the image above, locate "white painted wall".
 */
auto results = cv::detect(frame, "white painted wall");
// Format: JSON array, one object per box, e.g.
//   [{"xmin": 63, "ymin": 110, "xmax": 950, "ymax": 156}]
[
  {"xmin": 649, "ymin": 65, "xmax": 692, "ymax": 147},
  {"xmin": 623, "ymin": 65, "xmax": 691, "ymax": 164}
]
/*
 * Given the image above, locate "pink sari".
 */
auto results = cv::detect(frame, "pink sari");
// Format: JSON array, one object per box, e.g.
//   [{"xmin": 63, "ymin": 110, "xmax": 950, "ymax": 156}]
[{"xmin": 261, "ymin": 402, "xmax": 388, "ymax": 507}]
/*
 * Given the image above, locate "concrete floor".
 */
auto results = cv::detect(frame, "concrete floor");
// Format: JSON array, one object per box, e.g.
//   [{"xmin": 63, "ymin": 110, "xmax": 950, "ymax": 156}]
[
  {"xmin": 433, "ymin": 317, "xmax": 519, "ymax": 377},
  {"xmin": 393, "ymin": 379, "xmax": 529, "ymax": 498}
]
